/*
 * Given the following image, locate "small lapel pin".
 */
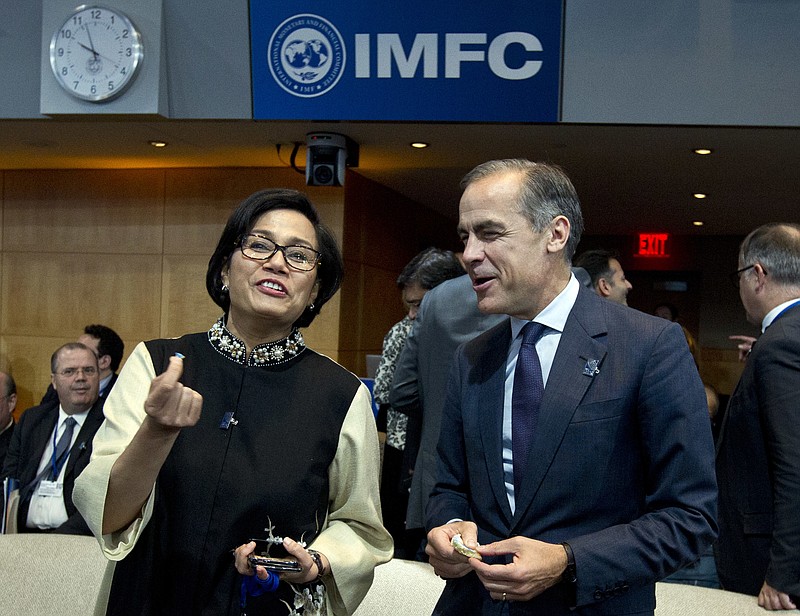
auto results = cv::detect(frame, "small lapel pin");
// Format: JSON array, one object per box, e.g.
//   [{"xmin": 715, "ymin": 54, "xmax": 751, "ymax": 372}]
[
  {"xmin": 219, "ymin": 411, "xmax": 238, "ymax": 430},
  {"xmin": 79, "ymin": 441, "xmax": 87, "ymax": 451},
  {"xmin": 583, "ymin": 359, "xmax": 601, "ymax": 377}
]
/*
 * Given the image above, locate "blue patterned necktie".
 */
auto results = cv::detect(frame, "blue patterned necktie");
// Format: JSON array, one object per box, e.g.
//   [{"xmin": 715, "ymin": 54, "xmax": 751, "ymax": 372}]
[
  {"xmin": 512, "ymin": 322, "xmax": 547, "ymax": 493},
  {"xmin": 49, "ymin": 417, "xmax": 77, "ymax": 480}
]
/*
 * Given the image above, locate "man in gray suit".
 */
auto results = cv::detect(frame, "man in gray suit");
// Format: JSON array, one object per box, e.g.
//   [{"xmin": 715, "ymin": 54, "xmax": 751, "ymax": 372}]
[
  {"xmin": 716, "ymin": 223, "xmax": 800, "ymax": 610},
  {"xmin": 390, "ymin": 274, "xmax": 503, "ymax": 553},
  {"xmin": 425, "ymin": 159, "xmax": 716, "ymax": 615}
]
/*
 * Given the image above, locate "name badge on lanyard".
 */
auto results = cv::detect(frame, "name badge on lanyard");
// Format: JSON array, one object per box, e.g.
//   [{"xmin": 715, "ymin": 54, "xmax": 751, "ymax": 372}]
[{"xmin": 37, "ymin": 479, "xmax": 62, "ymax": 497}]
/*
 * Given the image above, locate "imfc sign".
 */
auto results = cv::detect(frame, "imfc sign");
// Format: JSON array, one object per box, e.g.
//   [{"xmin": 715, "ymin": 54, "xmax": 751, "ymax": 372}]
[{"xmin": 250, "ymin": 2, "xmax": 563, "ymax": 122}]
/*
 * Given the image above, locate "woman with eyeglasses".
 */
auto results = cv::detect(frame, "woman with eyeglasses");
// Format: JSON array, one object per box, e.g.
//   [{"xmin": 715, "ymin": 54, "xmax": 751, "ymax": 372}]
[{"xmin": 74, "ymin": 189, "xmax": 392, "ymax": 616}]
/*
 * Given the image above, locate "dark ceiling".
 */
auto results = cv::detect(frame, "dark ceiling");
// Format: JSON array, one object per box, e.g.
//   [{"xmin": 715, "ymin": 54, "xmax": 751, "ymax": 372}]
[{"xmin": 0, "ymin": 118, "xmax": 797, "ymax": 237}]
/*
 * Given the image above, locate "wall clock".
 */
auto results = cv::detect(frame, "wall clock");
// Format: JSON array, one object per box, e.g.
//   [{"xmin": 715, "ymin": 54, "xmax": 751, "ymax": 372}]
[{"xmin": 49, "ymin": 5, "xmax": 144, "ymax": 102}]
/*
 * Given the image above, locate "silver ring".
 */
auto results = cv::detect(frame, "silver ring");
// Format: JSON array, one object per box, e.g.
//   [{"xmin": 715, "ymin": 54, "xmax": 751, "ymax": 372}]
[{"xmin": 502, "ymin": 592, "xmax": 507, "ymax": 602}]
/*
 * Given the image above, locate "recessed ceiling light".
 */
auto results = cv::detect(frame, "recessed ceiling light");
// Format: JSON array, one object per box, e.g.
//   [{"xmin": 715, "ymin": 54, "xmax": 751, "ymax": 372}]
[
  {"xmin": 149, "ymin": 140, "xmax": 168, "ymax": 148},
  {"xmin": 693, "ymin": 148, "xmax": 713, "ymax": 155},
  {"xmin": 693, "ymin": 221, "xmax": 704, "ymax": 227},
  {"xmin": 693, "ymin": 193, "xmax": 707, "ymax": 199},
  {"xmin": 410, "ymin": 142, "xmax": 429, "ymax": 149}
]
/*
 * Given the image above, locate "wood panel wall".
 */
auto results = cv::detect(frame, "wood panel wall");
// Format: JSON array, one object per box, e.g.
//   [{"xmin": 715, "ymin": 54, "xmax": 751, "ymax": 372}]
[
  {"xmin": 337, "ymin": 172, "xmax": 462, "ymax": 377},
  {"xmin": 0, "ymin": 167, "xmax": 345, "ymax": 415},
  {"xmin": 0, "ymin": 165, "xmax": 750, "ymax": 419}
]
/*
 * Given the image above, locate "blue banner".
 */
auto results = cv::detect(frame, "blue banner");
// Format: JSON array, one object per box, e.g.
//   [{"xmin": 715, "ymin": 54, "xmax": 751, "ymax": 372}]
[{"xmin": 250, "ymin": 2, "xmax": 563, "ymax": 122}]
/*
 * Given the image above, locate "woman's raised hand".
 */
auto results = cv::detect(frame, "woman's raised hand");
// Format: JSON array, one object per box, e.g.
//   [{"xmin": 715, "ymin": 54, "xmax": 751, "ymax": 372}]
[{"xmin": 144, "ymin": 355, "xmax": 203, "ymax": 429}]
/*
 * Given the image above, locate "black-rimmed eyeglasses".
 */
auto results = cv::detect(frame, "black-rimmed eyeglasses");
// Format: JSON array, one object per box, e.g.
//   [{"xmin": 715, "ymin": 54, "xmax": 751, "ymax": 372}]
[
  {"xmin": 730, "ymin": 264, "xmax": 757, "ymax": 289},
  {"xmin": 238, "ymin": 233, "xmax": 321, "ymax": 272}
]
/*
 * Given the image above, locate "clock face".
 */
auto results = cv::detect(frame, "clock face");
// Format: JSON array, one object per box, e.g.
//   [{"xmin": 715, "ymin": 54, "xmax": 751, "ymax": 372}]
[{"xmin": 49, "ymin": 5, "xmax": 144, "ymax": 102}]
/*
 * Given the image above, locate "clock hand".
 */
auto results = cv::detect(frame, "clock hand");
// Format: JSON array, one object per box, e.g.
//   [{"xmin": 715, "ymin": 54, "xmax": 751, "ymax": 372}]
[
  {"xmin": 76, "ymin": 40, "xmax": 119, "ymax": 67},
  {"xmin": 85, "ymin": 26, "xmax": 97, "ymax": 55},
  {"xmin": 77, "ymin": 41, "xmax": 98, "ymax": 57}
]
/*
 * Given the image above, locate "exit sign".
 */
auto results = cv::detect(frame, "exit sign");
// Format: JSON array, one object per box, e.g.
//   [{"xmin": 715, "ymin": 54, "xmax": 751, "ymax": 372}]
[{"xmin": 638, "ymin": 233, "xmax": 669, "ymax": 257}]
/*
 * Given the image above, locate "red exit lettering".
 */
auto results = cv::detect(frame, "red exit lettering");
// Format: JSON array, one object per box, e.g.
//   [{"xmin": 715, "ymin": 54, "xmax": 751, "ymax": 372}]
[{"xmin": 638, "ymin": 233, "xmax": 669, "ymax": 257}]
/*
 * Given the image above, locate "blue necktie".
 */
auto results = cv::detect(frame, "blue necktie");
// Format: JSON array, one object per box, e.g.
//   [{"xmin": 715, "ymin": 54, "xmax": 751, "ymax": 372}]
[
  {"xmin": 19, "ymin": 417, "xmax": 78, "ymax": 502},
  {"xmin": 49, "ymin": 417, "xmax": 77, "ymax": 480},
  {"xmin": 512, "ymin": 322, "xmax": 547, "ymax": 493}
]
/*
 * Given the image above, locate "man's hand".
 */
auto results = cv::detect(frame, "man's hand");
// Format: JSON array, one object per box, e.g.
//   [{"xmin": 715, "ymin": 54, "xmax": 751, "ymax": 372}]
[
  {"xmin": 729, "ymin": 335, "xmax": 757, "ymax": 362},
  {"xmin": 471, "ymin": 536, "xmax": 568, "ymax": 602},
  {"xmin": 426, "ymin": 521, "xmax": 479, "ymax": 579},
  {"xmin": 758, "ymin": 581, "xmax": 797, "ymax": 611}
]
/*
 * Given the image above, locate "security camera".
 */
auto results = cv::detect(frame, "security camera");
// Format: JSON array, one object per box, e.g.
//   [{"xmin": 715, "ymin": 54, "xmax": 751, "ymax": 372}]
[{"xmin": 306, "ymin": 132, "xmax": 347, "ymax": 186}]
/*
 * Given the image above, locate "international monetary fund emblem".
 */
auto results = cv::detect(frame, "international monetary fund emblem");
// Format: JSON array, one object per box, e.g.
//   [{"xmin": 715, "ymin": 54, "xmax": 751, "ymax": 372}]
[{"xmin": 268, "ymin": 14, "xmax": 345, "ymax": 98}]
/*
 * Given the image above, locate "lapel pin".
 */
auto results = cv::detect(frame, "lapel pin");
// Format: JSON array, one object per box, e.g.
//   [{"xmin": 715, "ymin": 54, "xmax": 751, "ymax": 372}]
[{"xmin": 583, "ymin": 359, "xmax": 601, "ymax": 377}]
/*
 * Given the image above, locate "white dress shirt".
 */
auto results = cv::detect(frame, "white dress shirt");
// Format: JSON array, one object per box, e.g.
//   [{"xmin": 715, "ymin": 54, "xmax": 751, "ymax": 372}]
[
  {"xmin": 27, "ymin": 407, "xmax": 89, "ymax": 529},
  {"xmin": 503, "ymin": 274, "xmax": 580, "ymax": 512}
]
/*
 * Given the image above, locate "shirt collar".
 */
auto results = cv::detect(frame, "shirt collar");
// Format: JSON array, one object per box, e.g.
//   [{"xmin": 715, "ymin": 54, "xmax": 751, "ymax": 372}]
[
  {"xmin": 98, "ymin": 373, "xmax": 113, "ymax": 394},
  {"xmin": 57, "ymin": 406, "xmax": 90, "ymax": 430},
  {"xmin": 510, "ymin": 274, "xmax": 580, "ymax": 339},
  {"xmin": 762, "ymin": 297, "xmax": 800, "ymax": 332}
]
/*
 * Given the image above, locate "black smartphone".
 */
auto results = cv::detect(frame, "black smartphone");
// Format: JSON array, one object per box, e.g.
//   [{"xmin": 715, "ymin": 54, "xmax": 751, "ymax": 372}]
[
  {"xmin": 248, "ymin": 555, "xmax": 303, "ymax": 572},
  {"xmin": 247, "ymin": 538, "xmax": 301, "ymax": 572}
]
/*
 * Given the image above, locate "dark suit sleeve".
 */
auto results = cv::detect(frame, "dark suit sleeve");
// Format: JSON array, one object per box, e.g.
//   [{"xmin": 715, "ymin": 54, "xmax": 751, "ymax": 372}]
[
  {"xmin": 1, "ymin": 411, "xmax": 25, "ymax": 480},
  {"xmin": 756, "ymin": 321, "xmax": 800, "ymax": 595},
  {"xmin": 569, "ymin": 322, "xmax": 718, "ymax": 604},
  {"xmin": 425, "ymin": 350, "xmax": 472, "ymax": 525}
]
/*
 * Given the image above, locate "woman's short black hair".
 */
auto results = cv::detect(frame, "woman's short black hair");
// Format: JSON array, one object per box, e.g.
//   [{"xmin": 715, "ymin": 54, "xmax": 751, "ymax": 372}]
[{"xmin": 206, "ymin": 188, "xmax": 344, "ymax": 328}]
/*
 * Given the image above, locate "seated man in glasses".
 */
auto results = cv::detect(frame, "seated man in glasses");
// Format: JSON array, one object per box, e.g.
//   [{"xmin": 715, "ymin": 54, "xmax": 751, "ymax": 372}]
[
  {"xmin": 39, "ymin": 323, "xmax": 125, "ymax": 404},
  {"xmin": 1, "ymin": 342, "xmax": 105, "ymax": 534}
]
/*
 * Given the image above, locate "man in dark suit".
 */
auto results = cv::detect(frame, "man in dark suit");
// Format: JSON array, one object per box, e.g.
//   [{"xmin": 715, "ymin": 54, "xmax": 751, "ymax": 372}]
[
  {"xmin": 716, "ymin": 222, "xmax": 800, "ymax": 610},
  {"xmin": 425, "ymin": 159, "xmax": 717, "ymax": 615},
  {"xmin": 2, "ymin": 342, "xmax": 105, "ymax": 534}
]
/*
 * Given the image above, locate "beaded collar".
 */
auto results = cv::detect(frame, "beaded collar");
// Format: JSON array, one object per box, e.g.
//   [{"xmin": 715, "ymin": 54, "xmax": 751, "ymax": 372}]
[{"xmin": 208, "ymin": 317, "xmax": 306, "ymax": 367}]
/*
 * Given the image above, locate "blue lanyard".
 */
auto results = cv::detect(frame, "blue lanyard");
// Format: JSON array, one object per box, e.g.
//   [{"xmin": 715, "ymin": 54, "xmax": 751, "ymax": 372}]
[{"xmin": 49, "ymin": 420, "xmax": 73, "ymax": 481}]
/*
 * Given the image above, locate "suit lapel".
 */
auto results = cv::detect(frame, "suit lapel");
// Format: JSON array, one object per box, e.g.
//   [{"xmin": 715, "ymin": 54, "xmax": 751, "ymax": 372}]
[
  {"xmin": 29, "ymin": 408, "xmax": 59, "ymax": 481},
  {"xmin": 64, "ymin": 399, "xmax": 104, "ymax": 479},
  {"xmin": 18, "ymin": 405, "xmax": 59, "ymax": 501},
  {"xmin": 512, "ymin": 289, "xmax": 608, "ymax": 528},
  {"xmin": 476, "ymin": 321, "xmax": 515, "ymax": 524}
]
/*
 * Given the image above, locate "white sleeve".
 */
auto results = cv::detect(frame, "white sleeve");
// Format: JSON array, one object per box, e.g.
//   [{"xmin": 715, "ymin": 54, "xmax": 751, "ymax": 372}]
[
  {"xmin": 73, "ymin": 341, "xmax": 157, "ymax": 559},
  {"xmin": 310, "ymin": 382, "xmax": 394, "ymax": 615}
]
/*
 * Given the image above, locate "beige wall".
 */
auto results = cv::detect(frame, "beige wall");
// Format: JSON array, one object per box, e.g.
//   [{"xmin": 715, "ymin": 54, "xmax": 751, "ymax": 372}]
[{"xmin": 0, "ymin": 167, "xmax": 345, "ymax": 415}]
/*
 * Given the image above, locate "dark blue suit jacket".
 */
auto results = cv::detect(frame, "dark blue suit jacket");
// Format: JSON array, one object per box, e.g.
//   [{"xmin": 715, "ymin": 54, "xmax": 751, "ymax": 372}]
[
  {"xmin": 1, "ymin": 397, "xmax": 105, "ymax": 534},
  {"xmin": 427, "ymin": 287, "xmax": 717, "ymax": 615}
]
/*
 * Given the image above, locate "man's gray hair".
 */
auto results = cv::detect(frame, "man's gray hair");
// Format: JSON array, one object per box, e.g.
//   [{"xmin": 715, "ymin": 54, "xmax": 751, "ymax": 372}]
[
  {"xmin": 739, "ymin": 223, "xmax": 800, "ymax": 288},
  {"xmin": 461, "ymin": 159, "xmax": 584, "ymax": 262}
]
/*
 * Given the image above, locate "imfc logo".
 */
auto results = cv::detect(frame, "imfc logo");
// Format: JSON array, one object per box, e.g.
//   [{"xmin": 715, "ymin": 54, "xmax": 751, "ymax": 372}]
[{"xmin": 268, "ymin": 14, "xmax": 345, "ymax": 98}]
